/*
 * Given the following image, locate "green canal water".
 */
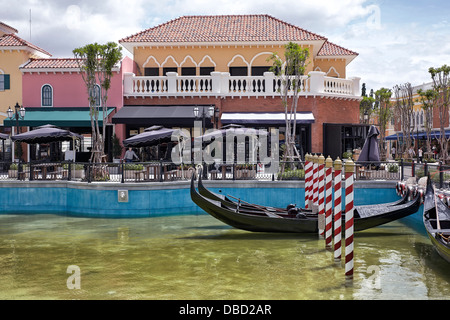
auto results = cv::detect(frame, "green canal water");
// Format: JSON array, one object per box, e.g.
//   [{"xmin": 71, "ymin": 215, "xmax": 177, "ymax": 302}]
[{"xmin": 0, "ymin": 213, "xmax": 449, "ymax": 300}]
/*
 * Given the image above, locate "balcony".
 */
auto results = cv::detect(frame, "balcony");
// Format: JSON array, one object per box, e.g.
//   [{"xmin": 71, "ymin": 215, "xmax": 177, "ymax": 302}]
[{"xmin": 123, "ymin": 71, "xmax": 361, "ymax": 100}]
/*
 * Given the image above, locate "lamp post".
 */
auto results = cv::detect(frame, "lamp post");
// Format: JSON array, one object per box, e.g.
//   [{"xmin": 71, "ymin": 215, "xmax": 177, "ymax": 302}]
[
  {"xmin": 194, "ymin": 106, "xmax": 215, "ymax": 178},
  {"xmin": 7, "ymin": 102, "xmax": 26, "ymax": 162},
  {"xmin": 7, "ymin": 102, "xmax": 26, "ymax": 135}
]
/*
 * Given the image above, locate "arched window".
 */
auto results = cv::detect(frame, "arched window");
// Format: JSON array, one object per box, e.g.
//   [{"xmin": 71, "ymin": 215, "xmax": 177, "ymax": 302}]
[{"xmin": 42, "ymin": 84, "xmax": 53, "ymax": 107}]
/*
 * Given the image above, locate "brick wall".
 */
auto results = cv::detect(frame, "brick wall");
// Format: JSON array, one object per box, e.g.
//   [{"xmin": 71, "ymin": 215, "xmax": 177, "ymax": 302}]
[{"xmin": 124, "ymin": 95, "xmax": 360, "ymax": 153}]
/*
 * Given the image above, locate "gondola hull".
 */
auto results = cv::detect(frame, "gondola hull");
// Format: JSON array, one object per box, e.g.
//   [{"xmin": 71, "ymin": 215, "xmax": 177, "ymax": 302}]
[
  {"xmin": 426, "ymin": 231, "xmax": 450, "ymax": 263},
  {"xmin": 191, "ymin": 173, "xmax": 422, "ymax": 233},
  {"xmin": 422, "ymin": 176, "xmax": 450, "ymax": 263}
]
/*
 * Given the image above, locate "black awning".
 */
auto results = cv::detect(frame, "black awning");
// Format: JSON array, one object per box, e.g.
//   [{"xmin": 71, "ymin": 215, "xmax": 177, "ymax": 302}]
[{"xmin": 112, "ymin": 105, "xmax": 214, "ymax": 127}]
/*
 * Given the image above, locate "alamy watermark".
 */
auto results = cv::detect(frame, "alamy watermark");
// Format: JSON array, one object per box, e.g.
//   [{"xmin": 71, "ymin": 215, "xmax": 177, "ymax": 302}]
[
  {"xmin": 170, "ymin": 122, "xmax": 280, "ymax": 174},
  {"xmin": 67, "ymin": 265, "xmax": 81, "ymax": 290}
]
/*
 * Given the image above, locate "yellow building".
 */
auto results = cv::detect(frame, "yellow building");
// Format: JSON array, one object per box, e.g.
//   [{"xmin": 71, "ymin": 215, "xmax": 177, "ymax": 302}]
[
  {"xmin": 116, "ymin": 15, "xmax": 362, "ymax": 157},
  {"xmin": 0, "ymin": 22, "xmax": 51, "ymax": 131}
]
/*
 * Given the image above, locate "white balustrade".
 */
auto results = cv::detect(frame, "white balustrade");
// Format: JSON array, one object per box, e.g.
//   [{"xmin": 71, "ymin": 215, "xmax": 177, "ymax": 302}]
[
  {"xmin": 123, "ymin": 71, "xmax": 359, "ymax": 98},
  {"xmin": 324, "ymin": 77, "xmax": 354, "ymax": 95}
]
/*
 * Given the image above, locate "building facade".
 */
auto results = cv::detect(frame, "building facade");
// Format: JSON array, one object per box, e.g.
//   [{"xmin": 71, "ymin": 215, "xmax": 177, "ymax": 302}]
[
  {"xmin": 6, "ymin": 57, "xmax": 134, "ymax": 161},
  {"xmin": 387, "ymin": 82, "xmax": 449, "ymax": 159},
  {"xmin": 114, "ymin": 15, "xmax": 363, "ymax": 159},
  {"xmin": 0, "ymin": 22, "xmax": 51, "ymax": 130}
]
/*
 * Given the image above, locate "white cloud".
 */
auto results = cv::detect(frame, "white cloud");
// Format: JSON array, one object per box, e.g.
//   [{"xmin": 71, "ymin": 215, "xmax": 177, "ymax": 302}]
[{"xmin": 1, "ymin": 0, "xmax": 449, "ymax": 89}]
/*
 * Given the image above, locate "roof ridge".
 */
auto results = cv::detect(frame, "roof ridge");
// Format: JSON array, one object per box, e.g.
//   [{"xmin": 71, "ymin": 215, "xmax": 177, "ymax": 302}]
[
  {"xmin": 119, "ymin": 14, "xmax": 328, "ymax": 43},
  {"xmin": 318, "ymin": 40, "xmax": 359, "ymax": 56},
  {"xmin": 0, "ymin": 33, "xmax": 52, "ymax": 57}
]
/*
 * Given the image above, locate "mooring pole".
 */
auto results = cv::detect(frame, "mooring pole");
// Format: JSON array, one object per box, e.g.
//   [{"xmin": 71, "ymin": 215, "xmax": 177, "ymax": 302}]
[
  {"xmin": 304, "ymin": 153, "xmax": 312, "ymax": 210},
  {"xmin": 312, "ymin": 154, "xmax": 319, "ymax": 214},
  {"xmin": 344, "ymin": 158, "xmax": 355, "ymax": 280},
  {"xmin": 318, "ymin": 154, "xmax": 325, "ymax": 238},
  {"xmin": 325, "ymin": 156, "xmax": 333, "ymax": 248},
  {"xmin": 333, "ymin": 157, "xmax": 343, "ymax": 262}
]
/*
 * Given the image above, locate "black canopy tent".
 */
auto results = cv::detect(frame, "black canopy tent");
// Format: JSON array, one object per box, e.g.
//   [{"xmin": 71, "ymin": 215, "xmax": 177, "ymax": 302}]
[
  {"xmin": 11, "ymin": 125, "xmax": 83, "ymax": 161},
  {"xmin": 123, "ymin": 126, "xmax": 188, "ymax": 148},
  {"xmin": 194, "ymin": 125, "xmax": 270, "ymax": 164},
  {"xmin": 123, "ymin": 126, "xmax": 189, "ymax": 161},
  {"xmin": 11, "ymin": 125, "xmax": 84, "ymax": 144}
]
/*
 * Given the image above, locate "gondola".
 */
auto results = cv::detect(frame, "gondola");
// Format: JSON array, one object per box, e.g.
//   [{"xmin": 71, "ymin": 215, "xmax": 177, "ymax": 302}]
[
  {"xmin": 190, "ymin": 171, "xmax": 422, "ymax": 233},
  {"xmin": 197, "ymin": 170, "xmax": 410, "ymax": 214},
  {"xmin": 423, "ymin": 175, "xmax": 450, "ymax": 263}
]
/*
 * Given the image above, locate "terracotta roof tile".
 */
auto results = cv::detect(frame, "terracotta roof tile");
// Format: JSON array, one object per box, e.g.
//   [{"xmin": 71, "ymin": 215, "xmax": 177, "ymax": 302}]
[
  {"xmin": 318, "ymin": 41, "xmax": 358, "ymax": 57},
  {"xmin": 21, "ymin": 58, "xmax": 81, "ymax": 69},
  {"xmin": 21, "ymin": 58, "xmax": 121, "ymax": 71},
  {"xmin": 0, "ymin": 21, "xmax": 18, "ymax": 34},
  {"xmin": 120, "ymin": 14, "xmax": 327, "ymax": 43},
  {"xmin": 0, "ymin": 34, "xmax": 51, "ymax": 57}
]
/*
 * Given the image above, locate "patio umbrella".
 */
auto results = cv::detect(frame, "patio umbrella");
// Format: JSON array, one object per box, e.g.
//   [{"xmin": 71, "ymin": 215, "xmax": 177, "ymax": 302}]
[
  {"xmin": 357, "ymin": 125, "xmax": 380, "ymax": 166},
  {"xmin": 0, "ymin": 133, "xmax": 9, "ymax": 140},
  {"xmin": 122, "ymin": 126, "xmax": 188, "ymax": 148},
  {"xmin": 194, "ymin": 125, "xmax": 269, "ymax": 143},
  {"xmin": 11, "ymin": 124, "xmax": 83, "ymax": 144},
  {"xmin": 194, "ymin": 125, "xmax": 270, "ymax": 164}
]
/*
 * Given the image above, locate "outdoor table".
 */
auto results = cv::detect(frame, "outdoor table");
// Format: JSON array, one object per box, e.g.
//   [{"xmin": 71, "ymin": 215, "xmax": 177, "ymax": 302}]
[
  {"xmin": 33, "ymin": 163, "xmax": 61, "ymax": 180},
  {"xmin": 145, "ymin": 164, "xmax": 161, "ymax": 181}
]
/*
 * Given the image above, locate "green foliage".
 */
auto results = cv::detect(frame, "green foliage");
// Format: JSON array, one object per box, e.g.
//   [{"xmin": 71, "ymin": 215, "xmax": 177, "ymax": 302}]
[
  {"xmin": 277, "ymin": 168, "xmax": 305, "ymax": 180},
  {"xmin": 124, "ymin": 164, "xmax": 144, "ymax": 171},
  {"xmin": 387, "ymin": 163, "xmax": 399, "ymax": 173},
  {"xmin": 342, "ymin": 151, "xmax": 353, "ymax": 159},
  {"xmin": 73, "ymin": 42, "xmax": 122, "ymax": 165},
  {"xmin": 112, "ymin": 134, "xmax": 122, "ymax": 158}
]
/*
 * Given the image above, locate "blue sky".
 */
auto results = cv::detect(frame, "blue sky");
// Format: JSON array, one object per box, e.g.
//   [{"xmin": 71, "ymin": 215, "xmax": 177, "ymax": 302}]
[{"xmin": 1, "ymin": 0, "xmax": 449, "ymax": 91}]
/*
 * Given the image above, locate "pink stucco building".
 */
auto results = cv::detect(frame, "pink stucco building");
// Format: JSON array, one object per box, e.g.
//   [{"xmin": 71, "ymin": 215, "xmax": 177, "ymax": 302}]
[{"xmin": 12, "ymin": 56, "xmax": 134, "ymax": 160}]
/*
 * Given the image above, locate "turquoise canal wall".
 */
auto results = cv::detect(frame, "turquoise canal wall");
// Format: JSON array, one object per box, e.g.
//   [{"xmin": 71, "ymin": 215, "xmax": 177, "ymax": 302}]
[
  {"xmin": 0, "ymin": 179, "xmax": 400, "ymax": 215},
  {"xmin": 0, "ymin": 179, "xmax": 425, "ymax": 234}
]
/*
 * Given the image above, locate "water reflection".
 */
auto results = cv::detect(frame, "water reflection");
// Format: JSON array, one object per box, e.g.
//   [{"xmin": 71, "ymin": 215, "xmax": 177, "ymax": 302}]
[{"xmin": 0, "ymin": 214, "xmax": 449, "ymax": 299}]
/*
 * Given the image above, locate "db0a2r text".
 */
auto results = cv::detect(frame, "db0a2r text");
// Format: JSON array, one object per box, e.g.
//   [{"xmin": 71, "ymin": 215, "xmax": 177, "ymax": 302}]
[{"xmin": 223, "ymin": 304, "xmax": 271, "ymax": 315}]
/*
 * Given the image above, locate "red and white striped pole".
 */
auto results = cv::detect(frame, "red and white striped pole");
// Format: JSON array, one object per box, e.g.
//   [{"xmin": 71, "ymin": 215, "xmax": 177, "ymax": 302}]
[
  {"xmin": 304, "ymin": 154, "xmax": 312, "ymax": 210},
  {"xmin": 333, "ymin": 157, "xmax": 343, "ymax": 262},
  {"xmin": 344, "ymin": 158, "xmax": 355, "ymax": 280},
  {"xmin": 325, "ymin": 156, "xmax": 333, "ymax": 248},
  {"xmin": 318, "ymin": 155, "xmax": 325, "ymax": 237},
  {"xmin": 312, "ymin": 154, "xmax": 319, "ymax": 214}
]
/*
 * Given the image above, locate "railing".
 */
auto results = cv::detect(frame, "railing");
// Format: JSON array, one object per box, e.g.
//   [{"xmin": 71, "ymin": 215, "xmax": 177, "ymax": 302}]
[
  {"xmin": 124, "ymin": 71, "xmax": 360, "ymax": 98},
  {"xmin": 2, "ymin": 159, "xmax": 442, "ymax": 185}
]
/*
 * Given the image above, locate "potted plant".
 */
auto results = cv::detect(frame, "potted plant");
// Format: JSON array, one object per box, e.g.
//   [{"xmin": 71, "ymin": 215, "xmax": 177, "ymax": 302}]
[{"xmin": 8, "ymin": 163, "xmax": 18, "ymax": 178}]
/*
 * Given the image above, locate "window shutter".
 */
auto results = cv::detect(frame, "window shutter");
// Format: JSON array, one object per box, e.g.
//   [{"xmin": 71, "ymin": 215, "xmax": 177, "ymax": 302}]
[{"xmin": 4, "ymin": 74, "xmax": 10, "ymax": 90}]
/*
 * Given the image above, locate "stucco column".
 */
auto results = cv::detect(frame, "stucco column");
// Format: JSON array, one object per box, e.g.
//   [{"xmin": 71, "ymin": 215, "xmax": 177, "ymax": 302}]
[
  {"xmin": 220, "ymin": 72, "xmax": 230, "ymax": 94},
  {"xmin": 308, "ymin": 71, "xmax": 326, "ymax": 94},
  {"xmin": 123, "ymin": 73, "xmax": 135, "ymax": 95},
  {"xmin": 349, "ymin": 77, "xmax": 361, "ymax": 96},
  {"xmin": 264, "ymin": 71, "xmax": 275, "ymax": 94},
  {"xmin": 166, "ymin": 72, "xmax": 178, "ymax": 94},
  {"xmin": 210, "ymin": 72, "xmax": 222, "ymax": 93}
]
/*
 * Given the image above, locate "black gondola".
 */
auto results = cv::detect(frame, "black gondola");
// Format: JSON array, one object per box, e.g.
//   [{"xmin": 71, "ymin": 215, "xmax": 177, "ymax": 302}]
[
  {"xmin": 190, "ymin": 170, "xmax": 422, "ymax": 233},
  {"xmin": 197, "ymin": 170, "xmax": 409, "ymax": 214},
  {"xmin": 423, "ymin": 176, "xmax": 450, "ymax": 263}
]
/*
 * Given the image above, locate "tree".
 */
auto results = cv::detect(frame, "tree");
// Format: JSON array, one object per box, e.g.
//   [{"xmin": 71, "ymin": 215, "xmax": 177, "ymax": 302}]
[
  {"xmin": 375, "ymin": 88, "xmax": 392, "ymax": 160},
  {"xmin": 429, "ymin": 65, "xmax": 450, "ymax": 161},
  {"xmin": 73, "ymin": 43, "xmax": 122, "ymax": 168},
  {"xmin": 393, "ymin": 83, "xmax": 414, "ymax": 155},
  {"xmin": 360, "ymin": 95, "xmax": 375, "ymax": 123},
  {"xmin": 269, "ymin": 42, "xmax": 309, "ymax": 171},
  {"xmin": 416, "ymin": 88, "xmax": 438, "ymax": 155}
]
